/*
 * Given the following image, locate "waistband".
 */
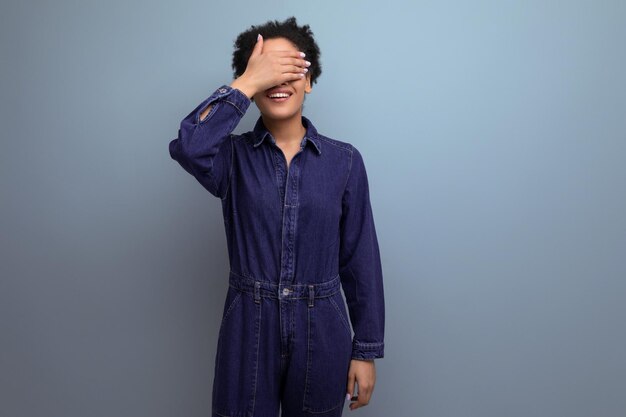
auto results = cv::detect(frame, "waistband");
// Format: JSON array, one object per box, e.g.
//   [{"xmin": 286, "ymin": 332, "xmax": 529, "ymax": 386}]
[{"xmin": 228, "ymin": 270, "xmax": 341, "ymax": 307}]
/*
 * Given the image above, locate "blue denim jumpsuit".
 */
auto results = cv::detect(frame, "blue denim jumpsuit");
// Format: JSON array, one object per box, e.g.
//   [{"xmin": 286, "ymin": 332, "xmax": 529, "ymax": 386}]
[{"xmin": 169, "ymin": 85, "xmax": 385, "ymax": 417}]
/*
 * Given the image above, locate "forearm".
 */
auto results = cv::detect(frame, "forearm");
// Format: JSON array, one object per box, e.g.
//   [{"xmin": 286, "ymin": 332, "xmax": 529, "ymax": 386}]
[{"xmin": 169, "ymin": 84, "xmax": 251, "ymax": 198}]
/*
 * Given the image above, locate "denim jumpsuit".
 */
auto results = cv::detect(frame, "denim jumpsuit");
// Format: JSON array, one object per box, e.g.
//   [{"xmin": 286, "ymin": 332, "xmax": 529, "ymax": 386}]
[{"xmin": 169, "ymin": 85, "xmax": 385, "ymax": 417}]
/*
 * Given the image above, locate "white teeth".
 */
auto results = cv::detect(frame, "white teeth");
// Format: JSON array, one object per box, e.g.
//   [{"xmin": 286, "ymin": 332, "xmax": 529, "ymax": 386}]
[{"xmin": 268, "ymin": 93, "xmax": 290, "ymax": 98}]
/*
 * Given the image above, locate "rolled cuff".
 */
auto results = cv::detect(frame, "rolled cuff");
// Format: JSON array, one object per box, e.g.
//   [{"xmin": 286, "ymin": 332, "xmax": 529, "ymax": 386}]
[
  {"xmin": 351, "ymin": 340, "xmax": 384, "ymax": 360},
  {"xmin": 195, "ymin": 84, "xmax": 251, "ymax": 125}
]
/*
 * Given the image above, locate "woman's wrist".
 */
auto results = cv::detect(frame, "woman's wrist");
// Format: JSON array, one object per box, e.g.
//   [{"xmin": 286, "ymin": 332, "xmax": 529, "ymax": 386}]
[{"xmin": 230, "ymin": 76, "xmax": 256, "ymax": 100}]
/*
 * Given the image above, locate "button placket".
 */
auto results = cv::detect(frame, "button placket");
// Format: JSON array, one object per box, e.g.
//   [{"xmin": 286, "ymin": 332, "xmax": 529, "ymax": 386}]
[
  {"xmin": 277, "ymin": 148, "xmax": 302, "ymax": 285},
  {"xmin": 276, "ymin": 146, "xmax": 304, "ymax": 360}
]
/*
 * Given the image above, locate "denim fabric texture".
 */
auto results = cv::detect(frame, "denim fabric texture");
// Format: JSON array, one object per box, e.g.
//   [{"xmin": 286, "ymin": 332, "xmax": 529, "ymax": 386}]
[{"xmin": 169, "ymin": 85, "xmax": 385, "ymax": 417}]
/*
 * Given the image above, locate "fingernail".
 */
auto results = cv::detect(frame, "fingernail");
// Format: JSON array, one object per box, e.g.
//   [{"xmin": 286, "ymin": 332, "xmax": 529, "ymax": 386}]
[
  {"xmin": 346, "ymin": 393, "xmax": 351, "ymax": 401},
  {"xmin": 257, "ymin": 33, "xmax": 261, "ymax": 41},
  {"xmin": 300, "ymin": 52, "xmax": 306, "ymax": 57}
]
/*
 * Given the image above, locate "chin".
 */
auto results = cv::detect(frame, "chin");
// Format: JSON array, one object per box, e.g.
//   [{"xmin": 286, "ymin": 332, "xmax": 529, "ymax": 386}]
[{"xmin": 258, "ymin": 106, "xmax": 301, "ymax": 120}]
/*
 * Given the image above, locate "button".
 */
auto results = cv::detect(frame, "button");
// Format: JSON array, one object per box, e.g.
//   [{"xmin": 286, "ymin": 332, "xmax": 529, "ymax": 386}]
[
  {"xmin": 282, "ymin": 288, "xmax": 291, "ymax": 296},
  {"xmin": 218, "ymin": 87, "xmax": 228, "ymax": 93}
]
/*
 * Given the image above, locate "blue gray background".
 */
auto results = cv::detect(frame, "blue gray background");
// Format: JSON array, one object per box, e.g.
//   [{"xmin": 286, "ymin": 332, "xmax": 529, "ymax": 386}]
[{"xmin": 1, "ymin": 1, "xmax": 625, "ymax": 416}]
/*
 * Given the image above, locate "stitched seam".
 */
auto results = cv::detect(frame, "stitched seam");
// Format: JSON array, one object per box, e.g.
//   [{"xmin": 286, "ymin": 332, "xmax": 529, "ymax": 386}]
[
  {"xmin": 229, "ymin": 87, "xmax": 252, "ymax": 109},
  {"xmin": 302, "ymin": 302, "xmax": 311, "ymax": 410},
  {"xmin": 223, "ymin": 98, "xmax": 245, "ymax": 115},
  {"xmin": 197, "ymin": 100, "xmax": 218, "ymax": 125},
  {"xmin": 250, "ymin": 298, "xmax": 261, "ymax": 415},
  {"xmin": 316, "ymin": 134, "xmax": 353, "ymax": 152},
  {"xmin": 289, "ymin": 295, "xmax": 295, "ymax": 352},
  {"xmin": 193, "ymin": 104, "xmax": 239, "ymax": 198},
  {"xmin": 303, "ymin": 399, "xmax": 344, "ymax": 413},
  {"xmin": 341, "ymin": 146, "xmax": 354, "ymax": 204},
  {"xmin": 301, "ymin": 302, "xmax": 346, "ymax": 414},
  {"xmin": 219, "ymin": 291, "xmax": 241, "ymax": 331},
  {"xmin": 329, "ymin": 295, "xmax": 352, "ymax": 340},
  {"xmin": 221, "ymin": 134, "xmax": 234, "ymax": 201},
  {"xmin": 354, "ymin": 341, "xmax": 384, "ymax": 347},
  {"xmin": 304, "ymin": 404, "xmax": 343, "ymax": 413}
]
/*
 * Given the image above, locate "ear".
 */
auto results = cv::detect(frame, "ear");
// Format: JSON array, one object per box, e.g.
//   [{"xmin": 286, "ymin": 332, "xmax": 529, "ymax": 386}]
[{"xmin": 304, "ymin": 73, "xmax": 313, "ymax": 94}]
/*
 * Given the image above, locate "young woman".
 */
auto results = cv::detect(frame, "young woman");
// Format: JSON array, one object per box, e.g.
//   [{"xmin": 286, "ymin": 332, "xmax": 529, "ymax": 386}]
[{"xmin": 169, "ymin": 17, "xmax": 385, "ymax": 417}]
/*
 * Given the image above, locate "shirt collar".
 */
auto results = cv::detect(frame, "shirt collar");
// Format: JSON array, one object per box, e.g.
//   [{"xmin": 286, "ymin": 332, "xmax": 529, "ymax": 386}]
[{"xmin": 252, "ymin": 115, "xmax": 322, "ymax": 155}]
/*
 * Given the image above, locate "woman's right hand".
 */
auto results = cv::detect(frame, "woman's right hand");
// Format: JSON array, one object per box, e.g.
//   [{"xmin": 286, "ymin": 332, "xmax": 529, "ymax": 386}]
[{"xmin": 230, "ymin": 34, "xmax": 310, "ymax": 99}]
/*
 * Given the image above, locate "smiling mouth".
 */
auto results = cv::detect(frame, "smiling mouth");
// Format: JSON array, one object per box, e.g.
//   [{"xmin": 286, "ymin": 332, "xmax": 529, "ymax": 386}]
[{"xmin": 267, "ymin": 93, "xmax": 292, "ymax": 103}]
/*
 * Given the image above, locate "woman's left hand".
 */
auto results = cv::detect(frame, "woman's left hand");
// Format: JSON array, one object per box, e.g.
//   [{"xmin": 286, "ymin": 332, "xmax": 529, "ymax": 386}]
[{"xmin": 346, "ymin": 358, "xmax": 376, "ymax": 410}]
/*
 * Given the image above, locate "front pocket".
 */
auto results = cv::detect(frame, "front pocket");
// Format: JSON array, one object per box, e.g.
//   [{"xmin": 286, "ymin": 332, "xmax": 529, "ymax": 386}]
[
  {"xmin": 219, "ymin": 286, "xmax": 242, "ymax": 331},
  {"xmin": 302, "ymin": 294, "xmax": 353, "ymax": 413},
  {"xmin": 329, "ymin": 292, "xmax": 353, "ymax": 341}
]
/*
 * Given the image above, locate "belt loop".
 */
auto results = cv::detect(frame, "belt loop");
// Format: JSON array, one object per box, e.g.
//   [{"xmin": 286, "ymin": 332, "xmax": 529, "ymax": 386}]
[
  {"xmin": 308, "ymin": 285, "xmax": 314, "ymax": 307},
  {"xmin": 254, "ymin": 281, "xmax": 261, "ymax": 304}
]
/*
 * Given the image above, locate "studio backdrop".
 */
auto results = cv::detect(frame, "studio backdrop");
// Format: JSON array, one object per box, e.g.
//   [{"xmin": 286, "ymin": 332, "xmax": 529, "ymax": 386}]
[{"xmin": 1, "ymin": 1, "xmax": 625, "ymax": 417}]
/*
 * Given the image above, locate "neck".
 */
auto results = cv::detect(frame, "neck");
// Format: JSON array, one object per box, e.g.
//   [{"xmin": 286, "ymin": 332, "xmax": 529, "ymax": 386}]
[{"xmin": 262, "ymin": 111, "xmax": 306, "ymax": 146}]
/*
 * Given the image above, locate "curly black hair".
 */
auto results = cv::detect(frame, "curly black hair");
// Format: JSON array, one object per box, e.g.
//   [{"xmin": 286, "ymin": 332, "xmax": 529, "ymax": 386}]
[{"xmin": 231, "ymin": 16, "xmax": 322, "ymax": 86}]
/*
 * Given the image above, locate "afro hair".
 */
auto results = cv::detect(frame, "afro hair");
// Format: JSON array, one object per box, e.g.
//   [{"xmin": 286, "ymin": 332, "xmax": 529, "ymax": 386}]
[{"xmin": 231, "ymin": 16, "xmax": 322, "ymax": 86}]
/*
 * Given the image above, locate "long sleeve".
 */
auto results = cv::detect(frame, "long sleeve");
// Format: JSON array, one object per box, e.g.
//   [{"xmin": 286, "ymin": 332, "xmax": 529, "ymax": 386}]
[
  {"xmin": 169, "ymin": 84, "xmax": 251, "ymax": 199},
  {"xmin": 338, "ymin": 146, "xmax": 385, "ymax": 360}
]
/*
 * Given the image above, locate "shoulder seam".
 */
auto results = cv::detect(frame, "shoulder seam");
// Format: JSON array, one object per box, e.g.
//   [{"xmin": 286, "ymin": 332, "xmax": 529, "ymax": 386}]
[
  {"xmin": 317, "ymin": 134, "xmax": 353, "ymax": 153},
  {"xmin": 221, "ymin": 134, "xmax": 235, "ymax": 200},
  {"xmin": 343, "ymin": 144, "xmax": 354, "ymax": 195}
]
